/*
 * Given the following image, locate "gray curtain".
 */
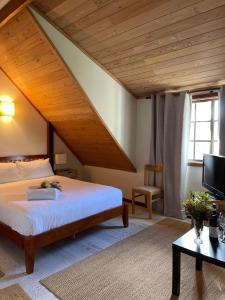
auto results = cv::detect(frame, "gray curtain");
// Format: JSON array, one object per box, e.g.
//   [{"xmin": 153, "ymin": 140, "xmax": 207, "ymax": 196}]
[
  {"xmin": 150, "ymin": 92, "xmax": 191, "ymax": 219},
  {"xmin": 219, "ymin": 86, "xmax": 225, "ymax": 156}
]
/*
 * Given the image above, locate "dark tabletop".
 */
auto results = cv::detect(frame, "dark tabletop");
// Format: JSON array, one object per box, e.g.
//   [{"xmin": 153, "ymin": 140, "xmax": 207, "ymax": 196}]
[{"xmin": 173, "ymin": 227, "xmax": 225, "ymax": 264}]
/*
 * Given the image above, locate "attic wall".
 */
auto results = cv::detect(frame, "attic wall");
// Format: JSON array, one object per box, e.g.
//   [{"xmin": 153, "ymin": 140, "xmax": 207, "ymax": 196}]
[
  {"xmin": 0, "ymin": 68, "xmax": 84, "ymax": 177},
  {"xmin": 0, "ymin": 9, "xmax": 136, "ymax": 172},
  {"xmin": 31, "ymin": 7, "xmax": 137, "ymax": 165}
]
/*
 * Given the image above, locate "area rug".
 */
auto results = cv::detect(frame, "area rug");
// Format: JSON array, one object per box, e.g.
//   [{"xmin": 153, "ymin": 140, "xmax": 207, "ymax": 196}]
[
  {"xmin": 41, "ymin": 218, "xmax": 225, "ymax": 300},
  {"xmin": 0, "ymin": 284, "xmax": 31, "ymax": 299}
]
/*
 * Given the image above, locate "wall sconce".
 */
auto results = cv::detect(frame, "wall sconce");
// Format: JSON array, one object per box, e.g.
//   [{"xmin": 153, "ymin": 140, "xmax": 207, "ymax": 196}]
[{"xmin": 0, "ymin": 97, "xmax": 15, "ymax": 119}]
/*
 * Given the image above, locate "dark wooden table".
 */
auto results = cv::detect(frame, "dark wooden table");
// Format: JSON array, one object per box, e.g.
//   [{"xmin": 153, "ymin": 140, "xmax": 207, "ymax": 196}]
[{"xmin": 172, "ymin": 226, "xmax": 225, "ymax": 296}]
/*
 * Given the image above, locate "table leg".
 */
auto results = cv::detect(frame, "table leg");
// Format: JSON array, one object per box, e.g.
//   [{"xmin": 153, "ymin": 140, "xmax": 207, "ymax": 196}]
[
  {"xmin": 172, "ymin": 246, "xmax": 181, "ymax": 296},
  {"xmin": 196, "ymin": 257, "xmax": 202, "ymax": 271}
]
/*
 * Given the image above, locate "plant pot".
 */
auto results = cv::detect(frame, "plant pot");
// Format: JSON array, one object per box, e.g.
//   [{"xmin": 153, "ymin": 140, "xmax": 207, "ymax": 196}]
[{"xmin": 193, "ymin": 218, "xmax": 204, "ymax": 244}]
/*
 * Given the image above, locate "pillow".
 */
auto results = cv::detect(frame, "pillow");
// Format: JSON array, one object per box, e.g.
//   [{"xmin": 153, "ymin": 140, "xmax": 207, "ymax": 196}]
[
  {"xmin": 0, "ymin": 162, "xmax": 21, "ymax": 184},
  {"xmin": 17, "ymin": 158, "xmax": 54, "ymax": 180}
]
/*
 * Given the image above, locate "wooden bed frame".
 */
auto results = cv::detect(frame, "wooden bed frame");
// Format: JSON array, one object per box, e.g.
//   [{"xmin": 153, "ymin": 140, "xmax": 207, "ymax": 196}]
[{"xmin": 0, "ymin": 154, "xmax": 129, "ymax": 274}]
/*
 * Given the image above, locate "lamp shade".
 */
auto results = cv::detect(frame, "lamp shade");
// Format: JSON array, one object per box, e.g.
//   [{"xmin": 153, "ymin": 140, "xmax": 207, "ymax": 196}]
[
  {"xmin": 55, "ymin": 153, "xmax": 67, "ymax": 165},
  {"xmin": 0, "ymin": 98, "xmax": 15, "ymax": 117}
]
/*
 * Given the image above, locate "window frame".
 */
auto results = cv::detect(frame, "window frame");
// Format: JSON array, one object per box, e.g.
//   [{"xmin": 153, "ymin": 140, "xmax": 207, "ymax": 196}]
[{"xmin": 188, "ymin": 96, "xmax": 219, "ymax": 166}]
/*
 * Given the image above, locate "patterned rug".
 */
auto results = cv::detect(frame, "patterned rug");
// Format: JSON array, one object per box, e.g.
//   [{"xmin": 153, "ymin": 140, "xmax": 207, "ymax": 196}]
[{"xmin": 41, "ymin": 218, "xmax": 225, "ymax": 300}]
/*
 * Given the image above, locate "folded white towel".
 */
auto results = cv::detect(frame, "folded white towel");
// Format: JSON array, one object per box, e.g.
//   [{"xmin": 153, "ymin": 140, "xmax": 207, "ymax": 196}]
[{"xmin": 27, "ymin": 187, "xmax": 60, "ymax": 200}]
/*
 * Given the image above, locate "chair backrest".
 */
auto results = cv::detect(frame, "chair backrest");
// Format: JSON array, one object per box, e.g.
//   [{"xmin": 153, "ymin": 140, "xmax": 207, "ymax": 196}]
[{"xmin": 144, "ymin": 164, "xmax": 163, "ymax": 186}]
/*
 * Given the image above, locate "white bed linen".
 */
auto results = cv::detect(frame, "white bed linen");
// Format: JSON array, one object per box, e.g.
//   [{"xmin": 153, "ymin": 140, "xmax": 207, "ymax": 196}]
[{"xmin": 0, "ymin": 176, "xmax": 122, "ymax": 236}]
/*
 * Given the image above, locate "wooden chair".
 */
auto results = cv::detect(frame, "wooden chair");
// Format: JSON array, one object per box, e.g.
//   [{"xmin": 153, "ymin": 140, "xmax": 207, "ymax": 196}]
[{"xmin": 132, "ymin": 164, "xmax": 163, "ymax": 219}]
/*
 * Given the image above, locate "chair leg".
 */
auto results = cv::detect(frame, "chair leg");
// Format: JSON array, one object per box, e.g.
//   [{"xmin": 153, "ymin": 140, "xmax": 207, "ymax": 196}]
[
  {"xmin": 161, "ymin": 195, "xmax": 164, "ymax": 215},
  {"xmin": 132, "ymin": 190, "xmax": 135, "ymax": 214},
  {"xmin": 145, "ymin": 194, "xmax": 147, "ymax": 207},
  {"xmin": 146, "ymin": 193, "xmax": 152, "ymax": 219}
]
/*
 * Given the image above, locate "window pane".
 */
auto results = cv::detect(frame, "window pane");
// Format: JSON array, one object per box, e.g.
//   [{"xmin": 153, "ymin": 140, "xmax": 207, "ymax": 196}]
[
  {"xmin": 214, "ymin": 121, "xmax": 218, "ymax": 141},
  {"xmin": 196, "ymin": 101, "xmax": 211, "ymax": 121},
  {"xmin": 188, "ymin": 142, "xmax": 194, "ymax": 160},
  {"xmin": 195, "ymin": 142, "xmax": 210, "ymax": 160},
  {"xmin": 190, "ymin": 123, "xmax": 195, "ymax": 140},
  {"xmin": 195, "ymin": 122, "xmax": 211, "ymax": 140},
  {"xmin": 191, "ymin": 103, "xmax": 195, "ymax": 121},
  {"xmin": 214, "ymin": 100, "xmax": 219, "ymax": 120},
  {"xmin": 214, "ymin": 141, "xmax": 219, "ymax": 155}
]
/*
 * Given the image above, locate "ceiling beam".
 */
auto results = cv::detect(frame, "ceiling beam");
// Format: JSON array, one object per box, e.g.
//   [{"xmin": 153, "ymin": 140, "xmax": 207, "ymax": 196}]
[{"xmin": 0, "ymin": 0, "xmax": 32, "ymax": 27}]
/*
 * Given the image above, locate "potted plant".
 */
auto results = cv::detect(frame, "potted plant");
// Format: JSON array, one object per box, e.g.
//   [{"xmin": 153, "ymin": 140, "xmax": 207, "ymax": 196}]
[{"xmin": 183, "ymin": 191, "xmax": 212, "ymax": 243}]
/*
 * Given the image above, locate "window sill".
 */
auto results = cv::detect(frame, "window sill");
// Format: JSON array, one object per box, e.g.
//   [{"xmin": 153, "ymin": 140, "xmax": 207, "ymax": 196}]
[{"xmin": 188, "ymin": 160, "xmax": 203, "ymax": 167}]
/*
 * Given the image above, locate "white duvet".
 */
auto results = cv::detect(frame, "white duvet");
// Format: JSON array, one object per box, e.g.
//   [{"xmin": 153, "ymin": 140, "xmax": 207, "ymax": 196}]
[{"xmin": 0, "ymin": 176, "xmax": 122, "ymax": 236}]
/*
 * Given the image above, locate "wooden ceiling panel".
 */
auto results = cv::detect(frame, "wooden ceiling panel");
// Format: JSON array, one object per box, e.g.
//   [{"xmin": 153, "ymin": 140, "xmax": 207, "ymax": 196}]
[
  {"xmin": 32, "ymin": 0, "xmax": 225, "ymax": 96},
  {"xmin": 0, "ymin": 9, "xmax": 135, "ymax": 172}
]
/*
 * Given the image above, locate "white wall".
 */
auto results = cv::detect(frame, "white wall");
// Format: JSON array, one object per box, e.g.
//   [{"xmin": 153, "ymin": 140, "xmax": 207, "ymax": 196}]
[
  {"xmin": 85, "ymin": 99, "xmax": 151, "ymax": 198},
  {"xmin": 54, "ymin": 134, "xmax": 84, "ymax": 179},
  {"xmin": 0, "ymin": 69, "xmax": 47, "ymax": 156},
  {"xmin": 31, "ymin": 8, "xmax": 137, "ymax": 165},
  {"xmin": 0, "ymin": 69, "xmax": 83, "ymax": 176}
]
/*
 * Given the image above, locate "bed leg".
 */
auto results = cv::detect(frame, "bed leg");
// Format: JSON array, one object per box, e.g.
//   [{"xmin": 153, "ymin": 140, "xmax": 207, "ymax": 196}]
[
  {"xmin": 24, "ymin": 238, "xmax": 35, "ymax": 274},
  {"xmin": 122, "ymin": 203, "xmax": 129, "ymax": 228}
]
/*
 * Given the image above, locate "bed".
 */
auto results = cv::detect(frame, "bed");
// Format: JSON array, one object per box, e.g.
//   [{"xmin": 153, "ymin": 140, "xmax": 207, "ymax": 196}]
[{"xmin": 0, "ymin": 155, "xmax": 128, "ymax": 274}]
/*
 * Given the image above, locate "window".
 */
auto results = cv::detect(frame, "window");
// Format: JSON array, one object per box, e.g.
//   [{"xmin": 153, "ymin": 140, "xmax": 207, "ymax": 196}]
[{"xmin": 188, "ymin": 97, "xmax": 219, "ymax": 161}]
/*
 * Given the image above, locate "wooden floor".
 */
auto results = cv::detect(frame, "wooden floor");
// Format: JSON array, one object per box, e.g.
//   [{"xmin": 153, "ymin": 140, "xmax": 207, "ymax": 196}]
[{"xmin": 0, "ymin": 206, "xmax": 164, "ymax": 299}]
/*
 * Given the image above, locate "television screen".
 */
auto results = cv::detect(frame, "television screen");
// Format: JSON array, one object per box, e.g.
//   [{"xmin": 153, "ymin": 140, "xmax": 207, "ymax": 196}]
[{"xmin": 202, "ymin": 154, "xmax": 225, "ymax": 199}]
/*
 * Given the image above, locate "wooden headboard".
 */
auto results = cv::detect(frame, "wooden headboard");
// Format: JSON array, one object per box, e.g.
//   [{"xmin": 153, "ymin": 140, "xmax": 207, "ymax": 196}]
[{"xmin": 0, "ymin": 154, "xmax": 49, "ymax": 163}]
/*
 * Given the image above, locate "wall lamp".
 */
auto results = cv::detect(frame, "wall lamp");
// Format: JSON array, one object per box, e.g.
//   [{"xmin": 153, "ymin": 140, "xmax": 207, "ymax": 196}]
[{"xmin": 0, "ymin": 97, "xmax": 15, "ymax": 120}]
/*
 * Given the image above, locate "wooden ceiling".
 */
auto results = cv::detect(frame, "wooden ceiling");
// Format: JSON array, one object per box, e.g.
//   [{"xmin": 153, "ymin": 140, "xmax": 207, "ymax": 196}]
[
  {"xmin": 0, "ymin": 9, "xmax": 135, "ymax": 172},
  {"xmin": 0, "ymin": 0, "xmax": 32, "ymax": 27},
  {"xmin": 32, "ymin": 0, "xmax": 225, "ymax": 97}
]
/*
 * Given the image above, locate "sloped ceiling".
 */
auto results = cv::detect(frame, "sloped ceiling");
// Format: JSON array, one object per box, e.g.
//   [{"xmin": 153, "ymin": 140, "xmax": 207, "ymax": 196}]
[
  {"xmin": 32, "ymin": 0, "xmax": 225, "ymax": 97},
  {"xmin": 0, "ymin": 8, "xmax": 136, "ymax": 172}
]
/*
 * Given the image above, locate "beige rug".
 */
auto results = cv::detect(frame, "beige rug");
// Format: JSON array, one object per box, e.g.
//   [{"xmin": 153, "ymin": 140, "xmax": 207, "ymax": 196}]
[
  {"xmin": 0, "ymin": 284, "xmax": 31, "ymax": 300},
  {"xmin": 41, "ymin": 218, "xmax": 225, "ymax": 300}
]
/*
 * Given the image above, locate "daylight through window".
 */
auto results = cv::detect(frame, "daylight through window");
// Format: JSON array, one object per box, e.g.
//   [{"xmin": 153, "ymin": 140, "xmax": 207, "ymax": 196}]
[{"xmin": 189, "ymin": 95, "xmax": 219, "ymax": 161}]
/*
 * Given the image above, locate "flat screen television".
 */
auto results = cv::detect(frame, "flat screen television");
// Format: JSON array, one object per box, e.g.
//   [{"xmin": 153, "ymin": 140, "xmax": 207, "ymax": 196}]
[{"xmin": 202, "ymin": 154, "xmax": 225, "ymax": 199}]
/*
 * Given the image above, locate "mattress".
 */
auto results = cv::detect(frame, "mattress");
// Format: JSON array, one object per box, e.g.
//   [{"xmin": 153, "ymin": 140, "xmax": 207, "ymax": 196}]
[{"xmin": 0, "ymin": 176, "xmax": 122, "ymax": 236}]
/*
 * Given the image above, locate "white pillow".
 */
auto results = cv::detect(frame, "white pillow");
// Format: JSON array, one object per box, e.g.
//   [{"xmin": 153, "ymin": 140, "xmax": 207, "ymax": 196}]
[
  {"xmin": 17, "ymin": 158, "xmax": 54, "ymax": 180},
  {"xmin": 0, "ymin": 162, "xmax": 21, "ymax": 184}
]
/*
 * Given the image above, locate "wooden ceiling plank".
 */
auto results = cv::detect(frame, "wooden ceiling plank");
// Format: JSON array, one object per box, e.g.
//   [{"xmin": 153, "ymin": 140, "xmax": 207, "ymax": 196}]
[
  {"xmin": 105, "ymin": 27, "xmax": 225, "ymax": 70},
  {"xmin": 45, "ymin": 0, "xmax": 87, "ymax": 20},
  {"xmin": 95, "ymin": 11, "xmax": 225, "ymax": 65},
  {"xmin": 0, "ymin": 0, "xmax": 32, "ymax": 27},
  {"xmin": 77, "ymin": 0, "xmax": 201, "ymax": 46},
  {"xmin": 52, "ymin": 0, "xmax": 98, "ymax": 29},
  {"xmin": 63, "ymin": 0, "xmax": 142, "ymax": 32},
  {"xmin": 98, "ymin": 14, "xmax": 225, "ymax": 64},
  {"xmin": 116, "ymin": 40, "xmax": 225, "ymax": 78},
  {"xmin": 123, "ymin": 60, "xmax": 225, "ymax": 87},
  {"xmin": 129, "ymin": 68, "xmax": 225, "ymax": 90},
  {"xmin": 32, "ymin": 0, "xmax": 63, "ymax": 15}
]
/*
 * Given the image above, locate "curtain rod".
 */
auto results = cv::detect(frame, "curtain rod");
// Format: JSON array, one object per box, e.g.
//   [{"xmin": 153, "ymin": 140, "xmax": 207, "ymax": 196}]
[
  {"xmin": 142, "ymin": 86, "xmax": 222, "ymax": 99},
  {"xmin": 187, "ymin": 87, "xmax": 220, "ymax": 94}
]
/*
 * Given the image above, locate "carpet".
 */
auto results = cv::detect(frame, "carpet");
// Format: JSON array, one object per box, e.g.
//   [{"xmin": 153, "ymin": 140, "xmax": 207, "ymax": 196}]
[
  {"xmin": 0, "ymin": 284, "xmax": 31, "ymax": 299},
  {"xmin": 41, "ymin": 218, "xmax": 225, "ymax": 299}
]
